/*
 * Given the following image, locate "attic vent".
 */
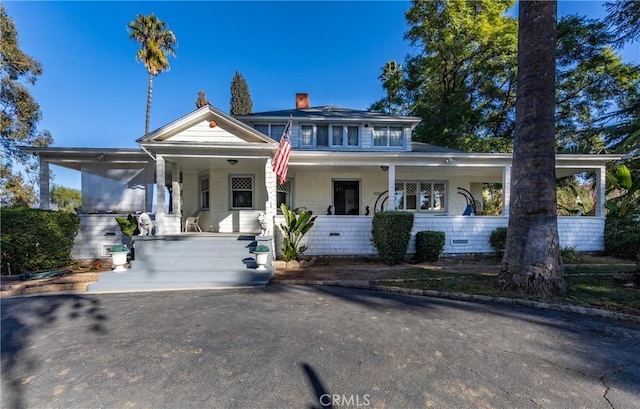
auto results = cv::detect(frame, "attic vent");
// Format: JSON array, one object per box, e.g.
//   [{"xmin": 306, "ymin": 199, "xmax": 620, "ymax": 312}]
[{"xmin": 451, "ymin": 239, "xmax": 469, "ymax": 246}]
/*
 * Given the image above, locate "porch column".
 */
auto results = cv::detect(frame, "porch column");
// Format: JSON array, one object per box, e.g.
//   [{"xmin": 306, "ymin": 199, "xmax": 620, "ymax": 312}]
[
  {"xmin": 39, "ymin": 157, "xmax": 50, "ymax": 209},
  {"xmin": 172, "ymin": 162, "xmax": 181, "ymax": 216},
  {"xmin": 596, "ymin": 166, "xmax": 606, "ymax": 217},
  {"xmin": 156, "ymin": 154, "xmax": 166, "ymax": 234},
  {"xmin": 387, "ymin": 164, "xmax": 396, "ymax": 211},
  {"xmin": 264, "ymin": 157, "xmax": 277, "ymax": 227},
  {"xmin": 502, "ymin": 165, "xmax": 511, "ymax": 216}
]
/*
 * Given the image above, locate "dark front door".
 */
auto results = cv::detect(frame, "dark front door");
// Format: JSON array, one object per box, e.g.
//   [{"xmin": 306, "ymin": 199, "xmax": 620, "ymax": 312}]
[{"xmin": 333, "ymin": 180, "xmax": 360, "ymax": 215}]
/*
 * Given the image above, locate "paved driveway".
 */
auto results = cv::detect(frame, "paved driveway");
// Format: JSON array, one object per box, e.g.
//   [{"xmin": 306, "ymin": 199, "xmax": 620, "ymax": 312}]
[{"xmin": 2, "ymin": 285, "xmax": 639, "ymax": 409}]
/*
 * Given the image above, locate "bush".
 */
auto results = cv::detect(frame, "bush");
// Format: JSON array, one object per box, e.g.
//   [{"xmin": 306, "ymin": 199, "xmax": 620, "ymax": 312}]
[
  {"xmin": 415, "ymin": 231, "xmax": 445, "ymax": 263},
  {"xmin": 415, "ymin": 231, "xmax": 446, "ymax": 262},
  {"xmin": 604, "ymin": 218, "xmax": 640, "ymax": 260},
  {"xmin": 489, "ymin": 227, "xmax": 508, "ymax": 255},
  {"xmin": 1, "ymin": 207, "xmax": 80, "ymax": 274},
  {"xmin": 372, "ymin": 211, "xmax": 414, "ymax": 264}
]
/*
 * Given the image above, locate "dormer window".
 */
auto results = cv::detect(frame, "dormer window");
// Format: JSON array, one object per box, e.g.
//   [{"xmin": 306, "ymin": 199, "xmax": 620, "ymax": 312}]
[
  {"xmin": 373, "ymin": 126, "xmax": 404, "ymax": 147},
  {"xmin": 299, "ymin": 124, "xmax": 359, "ymax": 148}
]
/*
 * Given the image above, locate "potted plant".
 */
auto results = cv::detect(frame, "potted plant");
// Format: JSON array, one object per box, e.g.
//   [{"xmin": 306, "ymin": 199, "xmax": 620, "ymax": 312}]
[
  {"xmin": 108, "ymin": 244, "xmax": 130, "ymax": 272},
  {"xmin": 115, "ymin": 214, "xmax": 140, "ymax": 260},
  {"xmin": 253, "ymin": 244, "xmax": 270, "ymax": 271}
]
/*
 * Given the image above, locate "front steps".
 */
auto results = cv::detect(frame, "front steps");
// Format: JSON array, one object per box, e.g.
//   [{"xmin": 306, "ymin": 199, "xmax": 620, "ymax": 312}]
[{"xmin": 87, "ymin": 234, "xmax": 274, "ymax": 292}]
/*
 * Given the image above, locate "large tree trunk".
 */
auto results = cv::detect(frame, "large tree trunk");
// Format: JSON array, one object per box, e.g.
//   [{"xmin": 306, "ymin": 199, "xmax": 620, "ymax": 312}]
[
  {"xmin": 145, "ymin": 73, "xmax": 153, "ymax": 135},
  {"xmin": 497, "ymin": 0, "xmax": 566, "ymax": 297}
]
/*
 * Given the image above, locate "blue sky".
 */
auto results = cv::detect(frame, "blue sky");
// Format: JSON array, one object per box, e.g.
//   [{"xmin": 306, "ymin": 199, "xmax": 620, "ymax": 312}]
[{"xmin": 4, "ymin": 1, "xmax": 639, "ymax": 189}]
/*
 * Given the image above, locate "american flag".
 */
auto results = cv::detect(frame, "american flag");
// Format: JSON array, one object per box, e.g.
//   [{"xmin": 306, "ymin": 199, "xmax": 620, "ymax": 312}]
[{"xmin": 272, "ymin": 118, "xmax": 293, "ymax": 184}]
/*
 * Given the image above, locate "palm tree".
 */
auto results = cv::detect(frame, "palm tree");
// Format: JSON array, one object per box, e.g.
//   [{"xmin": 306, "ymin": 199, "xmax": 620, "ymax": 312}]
[
  {"xmin": 128, "ymin": 14, "xmax": 177, "ymax": 134},
  {"xmin": 497, "ymin": 0, "xmax": 566, "ymax": 296}
]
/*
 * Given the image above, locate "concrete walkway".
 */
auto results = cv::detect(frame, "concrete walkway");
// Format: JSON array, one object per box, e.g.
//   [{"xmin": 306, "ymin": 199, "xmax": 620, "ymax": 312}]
[{"xmin": 2, "ymin": 285, "xmax": 639, "ymax": 409}]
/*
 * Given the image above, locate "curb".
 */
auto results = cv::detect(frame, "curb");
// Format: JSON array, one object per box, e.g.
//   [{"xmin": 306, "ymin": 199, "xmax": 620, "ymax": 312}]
[{"xmin": 275, "ymin": 279, "xmax": 640, "ymax": 324}]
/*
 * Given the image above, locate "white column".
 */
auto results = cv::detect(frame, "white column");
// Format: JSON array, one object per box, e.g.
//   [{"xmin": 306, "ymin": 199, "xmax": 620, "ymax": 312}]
[
  {"xmin": 264, "ymin": 157, "xmax": 277, "ymax": 231},
  {"xmin": 596, "ymin": 166, "xmax": 606, "ymax": 217},
  {"xmin": 502, "ymin": 165, "xmax": 511, "ymax": 216},
  {"xmin": 39, "ymin": 157, "xmax": 50, "ymax": 209},
  {"xmin": 387, "ymin": 164, "xmax": 396, "ymax": 211},
  {"xmin": 172, "ymin": 162, "xmax": 181, "ymax": 216},
  {"xmin": 155, "ymin": 155, "xmax": 166, "ymax": 234}
]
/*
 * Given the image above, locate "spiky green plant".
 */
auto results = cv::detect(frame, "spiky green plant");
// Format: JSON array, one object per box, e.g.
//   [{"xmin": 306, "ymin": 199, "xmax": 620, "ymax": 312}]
[{"xmin": 279, "ymin": 204, "xmax": 317, "ymax": 261}]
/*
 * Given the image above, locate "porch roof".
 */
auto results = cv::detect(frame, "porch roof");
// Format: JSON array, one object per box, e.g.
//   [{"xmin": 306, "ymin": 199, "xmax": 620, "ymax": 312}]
[{"xmin": 19, "ymin": 147, "xmax": 152, "ymax": 171}]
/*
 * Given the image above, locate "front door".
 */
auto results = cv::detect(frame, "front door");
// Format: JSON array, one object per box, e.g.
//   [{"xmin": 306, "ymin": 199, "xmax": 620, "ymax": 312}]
[{"xmin": 333, "ymin": 180, "xmax": 360, "ymax": 215}]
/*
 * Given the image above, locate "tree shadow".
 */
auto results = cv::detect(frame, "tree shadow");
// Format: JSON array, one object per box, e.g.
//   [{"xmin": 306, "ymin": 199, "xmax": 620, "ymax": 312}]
[
  {"xmin": 266, "ymin": 283, "xmax": 640, "ymax": 398},
  {"xmin": 1, "ymin": 294, "xmax": 109, "ymax": 409},
  {"xmin": 301, "ymin": 362, "xmax": 333, "ymax": 409}
]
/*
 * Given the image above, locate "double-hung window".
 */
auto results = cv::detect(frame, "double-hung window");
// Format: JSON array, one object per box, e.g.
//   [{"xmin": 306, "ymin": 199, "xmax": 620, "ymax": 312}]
[
  {"xmin": 395, "ymin": 181, "xmax": 446, "ymax": 212},
  {"xmin": 230, "ymin": 175, "xmax": 254, "ymax": 209},
  {"xmin": 277, "ymin": 179, "xmax": 293, "ymax": 212},
  {"xmin": 199, "ymin": 176, "xmax": 210, "ymax": 210},
  {"xmin": 253, "ymin": 124, "xmax": 287, "ymax": 142},
  {"xmin": 373, "ymin": 126, "xmax": 404, "ymax": 147},
  {"xmin": 331, "ymin": 125, "xmax": 359, "ymax": 148}
]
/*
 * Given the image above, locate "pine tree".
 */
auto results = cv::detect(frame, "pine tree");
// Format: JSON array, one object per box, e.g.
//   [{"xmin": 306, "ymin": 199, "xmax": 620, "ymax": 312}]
[{"xmin": 230, "ymin": 71, "xmax": 253, "ymax": 116}]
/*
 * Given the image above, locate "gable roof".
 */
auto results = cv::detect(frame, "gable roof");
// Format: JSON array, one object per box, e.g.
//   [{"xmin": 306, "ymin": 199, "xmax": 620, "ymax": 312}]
[
  {"xmin": 236, "ymin": 106, "xmax": 422, "ymax": 124},
  {"xmin": 137, "ymin": 105, "xmax": 277, "ymax": 145}
]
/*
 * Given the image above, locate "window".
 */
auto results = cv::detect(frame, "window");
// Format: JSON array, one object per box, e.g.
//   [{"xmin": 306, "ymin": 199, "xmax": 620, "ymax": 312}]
[
  {"xmin": 374, "ymin": 126, "xmax": 404, "ymax": 147},
  {"xmin": 301, "ymin": 125, "xmax": 313, "ymax": 146},
  {"xmin": 199, "ymin": 177, "xmax": 210, "ymax": 210},
  {"xmin": 300, "ymin": 124, "xmax": 360, "ymax": 148},
  {"xmin": 395, "ymin": 181, "xmax": 446, "ymax": 212},
  {"xmin": 253, "ymin": 124, "xmax": 287, "ymax": 142},
  {"xmin": 317, "ymin": 125, "xmax": 329, "ymax": 147},
  {"xmin": 230, "ymin": 175, "xmax": 254, "ymax": 209},
  {"xmin": 277, "ymin": 179, "xmax": 293, "ymax": 212}
]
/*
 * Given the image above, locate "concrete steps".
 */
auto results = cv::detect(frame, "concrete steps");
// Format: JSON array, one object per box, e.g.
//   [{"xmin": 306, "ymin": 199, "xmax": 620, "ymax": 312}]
[{"xmin": 87, "ymin": 234, "xmax": 274, "ymax": 292}]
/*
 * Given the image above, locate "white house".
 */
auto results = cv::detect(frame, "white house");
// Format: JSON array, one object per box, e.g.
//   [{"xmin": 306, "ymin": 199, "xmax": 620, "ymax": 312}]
[{"xmin": 24, "ymin": 93, "xmax": 620, "ymax": 261}]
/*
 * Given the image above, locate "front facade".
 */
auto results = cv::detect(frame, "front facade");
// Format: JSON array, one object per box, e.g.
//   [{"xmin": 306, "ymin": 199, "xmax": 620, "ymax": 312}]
[{"xmin": 26, "ymin": 94, "xmax": 620, "ymax": 260}]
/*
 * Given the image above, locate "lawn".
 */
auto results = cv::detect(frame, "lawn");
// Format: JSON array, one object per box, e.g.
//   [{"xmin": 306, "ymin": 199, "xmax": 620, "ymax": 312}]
[{"xmin": 373, "ymin": 263, "xmax": 640, "ymax": 316}]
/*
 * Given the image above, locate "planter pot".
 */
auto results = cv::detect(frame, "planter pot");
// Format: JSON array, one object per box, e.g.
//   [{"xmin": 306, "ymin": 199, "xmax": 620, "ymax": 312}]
[
  {"xmin": 110, "ymin": 251, "xmax": 129, "ymax": 272},
  {"xmin": 254, "ymin": 251, "xmax": 269, "ymax": 271}
]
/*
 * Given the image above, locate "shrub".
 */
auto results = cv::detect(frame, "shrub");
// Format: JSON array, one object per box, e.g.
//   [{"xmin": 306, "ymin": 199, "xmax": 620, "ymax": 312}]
[
  {"xmin": 279, "ymin": 204, "xmax": 317, "ymax": 261},
  {"xmin": 108, "ymin": 244, "xmax": 129, "ymax": 253},
  {"xmin": 254, "ymin": 245, "xmax": 270, "ymax": 253},
  {"xmin": 604, "ymin": 217, "xmax": 640, "ymax": 260},
  {"xmin": 560, "ymin": 245, "xmax": 577, "ymax": 260},
  {"xmin": 1, "ymin": 207, "xmax": 80, "ymax": 274},
  {"xmin": 372, "ymin": 211, "xmax": 414, "ymax": 264},
  {"xmin": 489, "ymin": 227, "xmax": 508, "ymax": 255},
  {"xmin": 415, "ymin": 231, "xmax": 446, "ymax": 262}
]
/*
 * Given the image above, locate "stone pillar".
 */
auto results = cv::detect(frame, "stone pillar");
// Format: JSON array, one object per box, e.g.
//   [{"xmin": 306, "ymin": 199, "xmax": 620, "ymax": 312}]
[
  {"xmin": 155, "ymin": 155, "xmax": 166, "ymax": 234},
  {"xmin": 502, "ymin": 165, "xmax": 511, "ymax": 217},
  {"xmin": 39, "ymin": 157, "xmax": 50, "ymax": 209},
  {"xmin": 172, "ymin": 162, "xmax": 181, "ymax": 216},
  {"xmin": 596, "ymin": 166, "xmax": 606, "ymax": 217},
  {"xmin": 387, "ymin": 164, "xmax": 396, "ymax": 211}
]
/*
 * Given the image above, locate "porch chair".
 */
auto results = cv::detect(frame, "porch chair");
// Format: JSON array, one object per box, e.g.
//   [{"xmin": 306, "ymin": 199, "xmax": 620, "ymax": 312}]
[{"xmin": 185, "ymin": 212, "xmax": 202, "ymax": 232}]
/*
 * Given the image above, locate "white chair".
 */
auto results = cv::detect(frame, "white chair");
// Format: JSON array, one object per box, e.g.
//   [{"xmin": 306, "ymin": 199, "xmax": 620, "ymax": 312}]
[{"xmin": 185, "ymin": 213, "xmax": 202, "ymax": 232}]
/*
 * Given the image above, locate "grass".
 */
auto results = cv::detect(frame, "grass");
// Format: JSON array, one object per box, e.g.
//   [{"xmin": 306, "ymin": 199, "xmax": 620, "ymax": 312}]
[{"xmin": 374, "ymin": 264, "xmax": 640, "ymax": 316}]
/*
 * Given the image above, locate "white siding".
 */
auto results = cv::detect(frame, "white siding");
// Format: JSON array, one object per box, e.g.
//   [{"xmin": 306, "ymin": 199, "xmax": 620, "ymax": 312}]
[
  {"xmin": 273, "ymin": 215, "xmax": 605, "ymax": 257},
  {"xmin": 169, "ymin": 120, "xmax": 251, "ymax": 143}
]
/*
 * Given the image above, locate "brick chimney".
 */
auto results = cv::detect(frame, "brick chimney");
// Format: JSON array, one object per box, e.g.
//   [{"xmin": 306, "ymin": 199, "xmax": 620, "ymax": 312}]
[{"xmin": 296, "ymin": 93, "xmax": 310, "ymax": 109}]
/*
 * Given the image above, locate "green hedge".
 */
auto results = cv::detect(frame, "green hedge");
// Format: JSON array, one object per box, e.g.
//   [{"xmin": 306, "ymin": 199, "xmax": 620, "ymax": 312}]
[
  {"xmin": 604, "ymin": 217, "xmax": 640, "ymax": 260},
  {"xmin": 489, "ymin": 227, "xmax": 508, "ymax": 255},
  {"xmin": 372, "ymin": 211, "xmax": 414, "ymax": 264},
  {"xmin": 1, "ymin": 207, "xmax": 80, "ymax": 274},
  {"xmin": 415, "ymin": 231, "xmax": 445, "ymax": 262}
]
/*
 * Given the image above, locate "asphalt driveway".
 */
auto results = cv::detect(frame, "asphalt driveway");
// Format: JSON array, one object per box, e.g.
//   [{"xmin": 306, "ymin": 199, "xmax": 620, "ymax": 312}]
[{"xmin": 2, "ymin": 285, "xmax": 639, "ymax": 409}]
